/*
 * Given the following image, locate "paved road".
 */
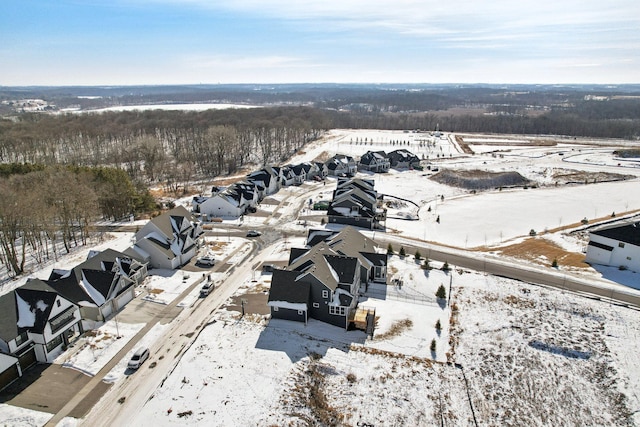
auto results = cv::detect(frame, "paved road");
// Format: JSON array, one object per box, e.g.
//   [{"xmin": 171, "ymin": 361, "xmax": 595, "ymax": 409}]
[
  {"xmin": 74, "ymin": 239, "xmax": 270, "ymax": 427},
  {"xmin": 374, "ymin": 235, "xmax": 640, "ymax": 309},
  {"xmin": 44, "ymin": 240, "xmax": 258, "ymax": 427}
]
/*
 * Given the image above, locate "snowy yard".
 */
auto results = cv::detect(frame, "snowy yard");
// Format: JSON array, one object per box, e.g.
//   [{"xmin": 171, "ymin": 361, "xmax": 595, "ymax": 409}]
[{"xmin": 123, "ymin": 265, "xmax": 640, "ymax": 426}]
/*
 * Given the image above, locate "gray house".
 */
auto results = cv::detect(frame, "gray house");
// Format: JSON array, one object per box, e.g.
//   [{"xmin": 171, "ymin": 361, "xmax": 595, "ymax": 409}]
[
  {"xmin": 268, "ymin": 243, "xmax": 360, "ymax": 329},
  {"xmin": 327, "ymin": 178, "xmax": 386, "ymax": 230},
  {"xmin": 358, "ymin": 151, "xmax": 390, "ymax": 173},
  {"xmin": 267, "ymin": 227, "xmax": 388, "ymax": 329}
]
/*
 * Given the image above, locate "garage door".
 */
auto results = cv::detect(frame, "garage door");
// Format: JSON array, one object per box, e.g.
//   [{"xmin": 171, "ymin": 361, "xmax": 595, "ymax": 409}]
[
  {"xmin": 0, "ymin": 364, "xmax": 19, "ymax": 391},
  {"xmin": 18, "ymin": 348, "xmax": 37, "ymax": 371}
]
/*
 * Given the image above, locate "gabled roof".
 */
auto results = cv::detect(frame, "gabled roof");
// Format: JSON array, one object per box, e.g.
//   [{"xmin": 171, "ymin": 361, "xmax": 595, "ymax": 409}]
[
  {"xmin": 335, "ymin": 177, "xmax": 376, "ymax": 196},
  {"xmin": 591, "ymin": 221, "xmax": 640, "ymax": 247},
  {"xmin": 0, "ymin": 280, "xmax": 63, "ymax": 341},
  {"xmin": 388, "ymin": 149, "xmax": 420, "ymax": 163},
  {"xmin": 360, "ymin": 151, "xmax": 389, "ymax": 165},
  {"xmin": 268, "ymin": 269, "xmax": 311, "ymax": 305},
  {"xmin": 306, "ymin": 229, "xmax": 338, "ymax": 247},
  {"xmin": 47, "ymin": 266, "xmax": 116, "ymax": 307},
  {"xmin": 147, "ymin": 205, "xmax": 195, "ymax": 240},
  {"xmin": 288, "ymin": 243, "xmax": 358, "ymax": 290}
]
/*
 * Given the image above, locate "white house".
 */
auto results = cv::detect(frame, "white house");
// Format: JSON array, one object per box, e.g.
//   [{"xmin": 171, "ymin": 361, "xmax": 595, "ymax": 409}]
[
  {"xmin": 585, "ymin": 220, "xmax": 640, "ymax": 273},
  {"xmin": 0, "ymin": 280, "xmax": 82, "ymax": 366},
  {"xmin": 133, "ymin": 206, "xmax": 204, "ymax": 269},
  {"xmin": 193, "ymin": 192, "xmax": 246, "ymax": 219},
  {"xmin": 46, "ymin": 249, "xmax": 147, "ymax": 329}
]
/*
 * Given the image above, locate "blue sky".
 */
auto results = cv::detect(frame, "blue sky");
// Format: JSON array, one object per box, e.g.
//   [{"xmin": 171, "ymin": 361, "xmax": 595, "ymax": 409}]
[{"xmin": 1, "ymin": 0, "xmax": 639, "ymax": 85}]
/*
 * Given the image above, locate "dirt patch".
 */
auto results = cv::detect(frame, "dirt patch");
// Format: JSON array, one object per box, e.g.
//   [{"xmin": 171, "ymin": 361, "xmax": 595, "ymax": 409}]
[
  {"xmin": 374, "ymin": 318, "xmax": 413, "ymax": 341},
  {"xmin": 431, "ymin": 169, "xmax": 531, "ymax": 190},
  {"xmin": 455, "ymin": 135, "xmax": 474, "ymax": 154},
  {"xmin": 551, "ymin": 169, "xmax": 635, "ymax": 185},
  {"xmin": 482, "ymin": 238, "xmax": 589, "ymax": 269},
  {"xmin": 222, "ymin": 291, "xmax": 270, "ymax": 315}
]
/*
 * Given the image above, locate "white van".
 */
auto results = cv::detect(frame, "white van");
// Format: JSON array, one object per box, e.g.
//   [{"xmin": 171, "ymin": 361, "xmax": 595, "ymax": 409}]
[{"xmin": 128, "ymin": 347, "xmax": 150, "ymax": 370}]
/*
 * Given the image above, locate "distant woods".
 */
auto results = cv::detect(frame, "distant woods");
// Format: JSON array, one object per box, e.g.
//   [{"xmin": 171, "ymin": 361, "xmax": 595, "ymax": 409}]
[
  {"xmin": 0, "ymin": 107, "xmax": 330, "ymax": 190},
  {"xmin": 0, "ymin": 100, "xmax": 637, "ymax": 192}
]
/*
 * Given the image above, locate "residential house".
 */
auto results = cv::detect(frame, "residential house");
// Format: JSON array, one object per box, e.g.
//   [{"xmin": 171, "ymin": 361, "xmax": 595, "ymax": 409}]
[
  {"xmin": 326, "ymin": 154, "xmax": 357, "ymax": 177},
  {"xmin": 315, "ymin": 161, "xmax": 329, "ymax": 178},
  {"xmin": 277, "ymin": 166, "xmax": 293, "ymax": 187},
  {"xmin": 585, "ymin": 220, "xmax": 640, "ymax": 272},
  {"xmin": 132, "ymin": 205, "xmax": 204, "ymax": 269},
  {"xmin": 328, "ymin": 178, "xmax": 386, "ymax": 229},
  {"xmin": 358, "ymin": 151, "xmax": 390, "ymax": 173},
  {"xmin": 47, "ymin": 249, "xmax": 147, "ymax": 328},
  {"xmin": 306, "ymin": 226, "xmax": 388, "ymax": 285},
  {"xmin": 388, "ymin": 149, "xmax": 421, "ymax": 169},
  {"xmin": 0, "ymin": 280, "xmax": 82, "ymax": 368},
  {"xmin": 268, "ymin": 243, "xmax": 360, "ymax": 329},
  {"xmin": 267, "ymin": 227, "xmax": 387, "ymax": 329},
  {"xmin": 289, "ymin": 164, "xmax": 307, "ymax": 185},
  {"xmin": 247, "ymin": 168, "xmax": 280, "ymax": 196},
  {"xmin": 300, "ymin": 162, "xmax": 322, "ymax": 181},
  {"xmin": 193, "ymin": 190, "xmax": 247, "ymax": 219}
]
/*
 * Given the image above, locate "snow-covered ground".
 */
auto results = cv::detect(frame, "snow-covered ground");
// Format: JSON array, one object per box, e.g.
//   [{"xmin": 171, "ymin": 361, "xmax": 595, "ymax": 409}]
[
  {"xmin": 123, "ymin": 265, "xmax": 640, "ymax": 426},
  {"xmin": 2, "ymin": 129, "xmax": 640, "ymax": 426}
]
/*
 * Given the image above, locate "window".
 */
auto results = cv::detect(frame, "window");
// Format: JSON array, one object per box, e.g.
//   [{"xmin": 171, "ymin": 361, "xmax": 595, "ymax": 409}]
[
  {"xmin": 329, "ymin": 306, "xmax": 346, "ymax": 316},
  {"xmin": 56, "ymin": 299, "xmax": 61, "ymax": 307},
  {"xmin": 15, "ymin": 332, "xmax": 28, "ymax": 347},
  {"xmin": 273, "ymin": 306, "xmax": 279, "ymax": 312},
  {"xmin": 297, "ymin": 310, "xmax": 304, "ymax": 315},
  {"xmin": 313, "ymin": 303, "xmax": 320, "ymax": 308},
  {"xmin": 45, "ymin": 335, "xmax": 63, "ymax": 353},
  {"xmin": 50, "ymin": 306, "xmax": 77, "ymax": 334},
  {"xmin": 322, "ymin": 290, "xmax": 329, "ymax": 299},
  {"xmin": 619, "ymin": 242, "xmax": 625, "ymax": 248}
]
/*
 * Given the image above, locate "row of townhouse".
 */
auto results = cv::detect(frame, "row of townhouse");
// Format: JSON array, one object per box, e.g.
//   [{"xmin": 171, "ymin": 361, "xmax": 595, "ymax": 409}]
[
  {"xmin": 193, "ymin": 162, "xmax": 328, "ymax": 219},
  {"xmin": 0, "ymin": 206, "xmax": 203, "ymax": 390},
  {"xmin": 328, "ymin": 178, "xmax": 387, "ymax": 230},
  {"xmin": 267, "ymin": 226, "xmax": 388, "ymax": 329}
]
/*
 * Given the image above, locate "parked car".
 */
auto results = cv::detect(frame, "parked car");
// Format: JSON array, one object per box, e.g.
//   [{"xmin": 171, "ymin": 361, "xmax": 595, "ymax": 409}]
[
  {"xmin": 200, "ymin": 283, "xmax": 214, "ymax": 297},
  {"xmin": 246, "ymin": 230, "xmax": 261, "ymax": 237},
  {"xmin": 196, "ymin": 255, "xmax": 215, "ymax": 266},
  {"xmin": 128, "ymin": 347, "xmax": 150, "ymax": 370}
]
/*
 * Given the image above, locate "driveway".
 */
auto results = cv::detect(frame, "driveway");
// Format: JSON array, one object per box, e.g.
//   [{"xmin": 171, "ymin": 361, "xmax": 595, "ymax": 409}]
[{"xmin": 0, "ymin": 363, "xmax": 111, "ymax": 418}]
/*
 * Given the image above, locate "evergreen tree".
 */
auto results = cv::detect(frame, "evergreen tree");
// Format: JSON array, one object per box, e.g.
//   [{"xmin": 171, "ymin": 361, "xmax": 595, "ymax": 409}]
[{"xmin": 436, "ymin": 284, "xmax": 447, "ymax": 299}]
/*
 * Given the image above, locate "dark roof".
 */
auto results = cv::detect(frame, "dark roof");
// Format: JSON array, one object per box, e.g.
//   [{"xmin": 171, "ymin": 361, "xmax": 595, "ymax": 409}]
[
  {"xmin": 306, "ymin": 229, "xmax": 338, "ymax": 247},
  {"xmin": 592, "ymin": 222, "xmax": 640, "ymax": 247},
  {"xmin": 325, "ymin": 255, "xmax": 358, "ymax": 284},
  {"xmin": 0, "ymin": 280, "xmax": 61, "ymax": 340},
  {"xmin": 268, "ymin": 269, "xmax": 310, "ymax": 305},
  {"xmin": 362, "ymin": 252, "xmax": 387, "ymax": 267},
  {"xmin": 288, "ymin": 247, "xmax": 310, "ymax": 265}
]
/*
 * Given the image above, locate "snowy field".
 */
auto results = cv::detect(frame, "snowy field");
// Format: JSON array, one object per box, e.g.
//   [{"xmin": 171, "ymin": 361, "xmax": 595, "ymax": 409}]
[{"xmin": 124, "ymin": 265, "xmax": 640, "ymax": 426}]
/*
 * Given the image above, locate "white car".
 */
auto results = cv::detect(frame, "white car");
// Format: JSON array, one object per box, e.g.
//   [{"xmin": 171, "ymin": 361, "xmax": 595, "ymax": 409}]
[
  {"xmin": 128, "ymin": 347, "xmax": 150, "ymax": 370},
  {"xmin": 200, "ymin": 283, "xmax": 214, "ymax": 297},
  {"xmin": 196, "ymin": 255, "xmax": 215, "ymax": 266}
]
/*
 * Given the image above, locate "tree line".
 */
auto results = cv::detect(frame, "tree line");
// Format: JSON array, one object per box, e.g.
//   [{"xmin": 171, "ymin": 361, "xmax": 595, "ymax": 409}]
[
  {"xmin": 0, "ymin": 107, "xmax": 330, "ymax": 190},
  {"xmin": 0, "ymin": 165, "xmax": 154, "ymax": 277}
]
